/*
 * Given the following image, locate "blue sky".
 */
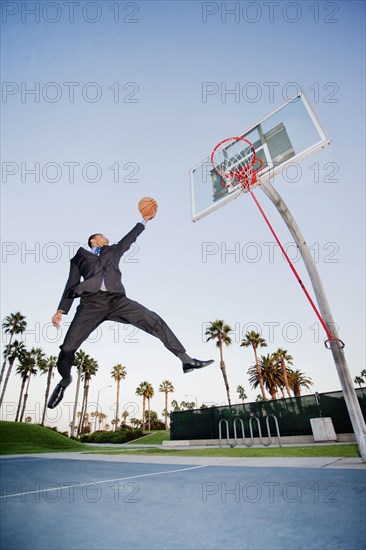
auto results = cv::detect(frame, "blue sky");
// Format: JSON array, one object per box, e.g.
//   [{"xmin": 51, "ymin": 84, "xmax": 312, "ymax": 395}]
[{"xmin": 1, "ymin": 0, "xmax": 365, "ymax": 431}]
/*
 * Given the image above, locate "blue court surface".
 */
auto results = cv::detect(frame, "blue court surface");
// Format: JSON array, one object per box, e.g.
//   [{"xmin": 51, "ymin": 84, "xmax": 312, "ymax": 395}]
[{"xmin": 1, "ymin": 455, "xmax": 365, "ymax": 550}]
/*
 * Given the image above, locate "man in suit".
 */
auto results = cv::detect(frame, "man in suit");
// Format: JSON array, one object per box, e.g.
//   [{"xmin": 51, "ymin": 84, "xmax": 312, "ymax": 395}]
[{"xmin": 48, "ymin": 212, "xmax": 213, "ymax": 409}]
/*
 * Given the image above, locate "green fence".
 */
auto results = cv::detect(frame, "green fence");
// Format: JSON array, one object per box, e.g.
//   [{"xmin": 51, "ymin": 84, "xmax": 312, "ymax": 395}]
[{"xmin": 170, "ymin": 388, "xmax": 366, "ymax": 440}]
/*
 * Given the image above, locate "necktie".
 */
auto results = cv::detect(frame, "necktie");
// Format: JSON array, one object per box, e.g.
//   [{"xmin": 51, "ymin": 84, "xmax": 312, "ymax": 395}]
[{"xmin": 94, "ymin": 247, "xmax": 102, "ymax": 256}]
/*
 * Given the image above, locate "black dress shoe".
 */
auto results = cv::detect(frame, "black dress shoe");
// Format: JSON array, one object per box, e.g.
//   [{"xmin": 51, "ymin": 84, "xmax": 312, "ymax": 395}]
[
  {"xmin": 182, "ymin": 359, "xmax": 214, "ymax": 374},
  {"xmin": 47, "ymin": 377, "xmax": 72, "ymax": 409}
]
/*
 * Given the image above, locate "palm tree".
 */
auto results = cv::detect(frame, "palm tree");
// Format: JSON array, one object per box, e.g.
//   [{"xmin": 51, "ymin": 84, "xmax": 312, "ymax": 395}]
[
  {"xmin": 130, "ymin": 418, "xmax": 142, "ymax": 429},
  {"xmin": 39, "ymin": 355, "xmax": 57, "ymax": 426},
  {"xmin": 70, "ymin": 350, "xmax": 90, "ymax": 437},
  {"xmin": 145, "ymin": 383, "xmax": 154, "ymax": 431},
  {"xmin": 236, "ymin": 385, "xmax": 247, "ymax": 404},
  {"xmin": 354, "ymin": 376, "xmax": 365, "ymax": 389},
  {"xmin": 17, "ymin": 348, "xmax": 44, "ymax": 422},
  {"xmin": 248, "ymin": 354, "xmax": 282, "ymax": 400},
  {"xmin": 205, "ymin": 320, "xmax": 233, "ymax": 407},
  {"xmin": 240, "ymin": 331, "xmax": 267, "ymax": 400},
  {"xmin": 159, "ymin": 380, "xmax": 174, "ymax": 429},
  {"xmin": 111, "ymin": 364, "xmax": 127, "ymax": 431},
  {"xmin": 1, "ymin": 312, "xmax": 27, "ymax": 387},
  {"xmin": 287, "ymin": 369, "xmax": 313, "ymax": 397},
  {"xmin": 121, "ymin": 410, "xmax": 129, "ymax": 426},
  {"xmin": 136, "ymin": 381, "xmax": 150, "ymax": 431},
  {"xmin": 181, "ymin": 400, "xmax": 195, "ymax": 410},
  {"xmin": 0, "ymin": 340, "xmax": 26, "ymax": 407},
  {"xmin": 99, "ymin": 412, "xmax": 108, "ymax": 430},
  {"xmin": 15, "ymin": 362, "xmax": 30, "ymax": 422},
  {"xmin": 170, "ymin": 399, "xmax": 181, "ymax": 412},
  {"xmin": 77, "ymin": 357, "xmax": 98, "ymax": 436},
  {"xmin": 273, "ymin": 348, "xmax": 293, "ymax": 398}
]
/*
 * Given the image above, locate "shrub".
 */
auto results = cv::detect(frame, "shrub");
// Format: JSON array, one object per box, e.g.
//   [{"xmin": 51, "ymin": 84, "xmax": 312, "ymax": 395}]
[
  {"xmin": 80, "ymin": 428, "xmax": 144, "ymax": 444},
  {"xmin": 124, "ymin": 429, "xmax": 143, "ymax": 442}
]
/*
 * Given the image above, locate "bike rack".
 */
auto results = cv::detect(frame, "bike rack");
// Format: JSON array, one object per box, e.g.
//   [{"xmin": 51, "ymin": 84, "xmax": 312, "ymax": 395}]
[
  {"xmin": 219, "ymin": 414, "xmax": 281, "ymax": 448},
  {"xmin": 266, "ymin": 414, "xmax": 282, "ymax": 447},
  {"xmin": 218, "ymin": 418, "xmax": 230, "ymax": 448},
  {"xmin": 232, "ymin": 417, "xmax": 254, "ymax": 448}
]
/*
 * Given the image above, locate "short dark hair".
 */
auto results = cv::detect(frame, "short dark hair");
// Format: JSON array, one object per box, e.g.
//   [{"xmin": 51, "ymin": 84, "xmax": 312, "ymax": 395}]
[{"xmin": 88, "ymin": 234, "xmax": 101, "ymax": 248}]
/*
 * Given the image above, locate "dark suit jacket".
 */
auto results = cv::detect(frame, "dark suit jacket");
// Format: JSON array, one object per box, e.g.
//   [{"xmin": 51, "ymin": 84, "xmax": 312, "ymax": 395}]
[{"xmin": 58, "ymin": 223, "xmax": 145, "ymax": 314}]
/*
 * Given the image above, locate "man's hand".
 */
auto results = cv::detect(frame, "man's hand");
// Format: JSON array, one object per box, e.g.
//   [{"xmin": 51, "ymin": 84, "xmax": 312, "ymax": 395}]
[
  {"xmin": 143, "ymin": 213, "xmax": 156, "ymax": 221},
  {"xmin": 52, "ymin": 310, "xmax": 63, "ymax": 328}
]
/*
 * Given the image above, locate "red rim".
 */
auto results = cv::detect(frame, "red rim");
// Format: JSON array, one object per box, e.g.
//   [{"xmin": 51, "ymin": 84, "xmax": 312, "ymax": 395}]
[{"xmin": 211, "ymin": 136, "xmax": 262, "ymax": 189}]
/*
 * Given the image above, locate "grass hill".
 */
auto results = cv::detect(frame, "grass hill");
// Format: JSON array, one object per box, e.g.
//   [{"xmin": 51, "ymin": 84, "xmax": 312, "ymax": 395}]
[{"xmin": 0, "ymin": 421, "xmax": 89, "ymax": 455}]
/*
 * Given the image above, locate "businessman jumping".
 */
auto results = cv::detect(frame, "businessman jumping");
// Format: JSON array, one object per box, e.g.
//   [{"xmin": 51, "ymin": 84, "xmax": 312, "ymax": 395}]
[{"xmin": 48, "ymin": 208, "xmax": 213, "ymax": 409}]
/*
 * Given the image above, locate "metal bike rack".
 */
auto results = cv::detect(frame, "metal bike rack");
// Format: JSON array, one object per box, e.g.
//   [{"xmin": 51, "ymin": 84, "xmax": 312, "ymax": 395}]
[
  {"xmin": 218, "ymin": 418, "xmax": 230, "ymax": 448},
  {"xmin": 219, "ymin": 414, "xmax": 281, "ymax": 448},
  {"xmin": 249, "ymin": 416, "xmax": 269, "ymax": 446},
  {"xmin": 266, "ymin": 414, "xmax": 282, "ymax": 447},
  {"xmin": 232, "ymin": 417, "xmax": 254, "ymax": 448}
]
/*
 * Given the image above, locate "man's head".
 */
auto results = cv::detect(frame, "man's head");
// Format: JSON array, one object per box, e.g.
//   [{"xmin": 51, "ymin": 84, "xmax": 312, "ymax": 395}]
[{"xmin": 88, "ymin": 233, "xmax": 109, "ymax": 248}]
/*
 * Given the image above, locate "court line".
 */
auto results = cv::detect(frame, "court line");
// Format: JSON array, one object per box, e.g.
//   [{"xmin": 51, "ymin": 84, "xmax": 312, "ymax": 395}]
[
  {"xmin": 0, "ymin": 464, "xmax": 208, "ymax": 500},
  {"xmin": 0, "ymin": 457, "xmax": 49, "ymax": 464}
]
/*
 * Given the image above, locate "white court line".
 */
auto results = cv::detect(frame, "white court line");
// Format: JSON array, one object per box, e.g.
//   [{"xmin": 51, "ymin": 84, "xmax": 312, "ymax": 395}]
[
  {"xmin": 0, "ymin": 464, "xmax": 208, "ymax": 500},
  {"xmin": 0, "ymin": 458, "xmax": 49, "ymax": 464}
]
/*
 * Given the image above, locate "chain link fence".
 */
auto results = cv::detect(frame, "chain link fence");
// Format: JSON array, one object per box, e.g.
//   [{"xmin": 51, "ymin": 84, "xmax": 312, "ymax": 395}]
[{"xmin": 170, "ymin": 388, "xmax": 366, "ymax": 440}]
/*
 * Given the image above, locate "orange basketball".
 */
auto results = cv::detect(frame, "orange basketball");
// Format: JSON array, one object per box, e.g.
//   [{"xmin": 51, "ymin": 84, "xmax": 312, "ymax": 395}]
[{"xmin": 138, "ymin": 197, "xmax": 158, "ymax": 219}]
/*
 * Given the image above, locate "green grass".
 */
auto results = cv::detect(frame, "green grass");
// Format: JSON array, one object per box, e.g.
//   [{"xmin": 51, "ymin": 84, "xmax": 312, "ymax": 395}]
[
  {"xmin": 0, "ymin": 421, "xmax": 91, "ymax": 455},
  {"xmin": 127, "ymin": 430, "xmax": 170, "ymax": 445},
  {"xmin": 84, "ymin": 444, "xmax": 360, "ymax": 458},
  {"xmin": 0, "ymin": 422, "xmax": 360, "ymax": 459}
]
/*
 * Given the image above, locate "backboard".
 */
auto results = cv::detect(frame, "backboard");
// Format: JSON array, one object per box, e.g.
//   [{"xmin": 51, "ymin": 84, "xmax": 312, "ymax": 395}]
[{"xmin": 190, "ymin": 92, "xmax": 331, "ymax": 221}]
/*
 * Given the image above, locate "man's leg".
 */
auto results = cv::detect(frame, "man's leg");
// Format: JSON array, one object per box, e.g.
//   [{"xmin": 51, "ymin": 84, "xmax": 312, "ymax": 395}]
[
  {"xmin": 48, "ymin": 293, "xmax": 108, "ymax": 408},
  {"xmin": 107, "ymin": 296, "xmax": 214, "ymax": 373}
]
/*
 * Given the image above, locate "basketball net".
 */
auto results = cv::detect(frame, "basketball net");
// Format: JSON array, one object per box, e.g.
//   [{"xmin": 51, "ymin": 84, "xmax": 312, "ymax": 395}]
[{"xmin": 210, "ymin": 136, "xmax": 263, "ymax": 192}]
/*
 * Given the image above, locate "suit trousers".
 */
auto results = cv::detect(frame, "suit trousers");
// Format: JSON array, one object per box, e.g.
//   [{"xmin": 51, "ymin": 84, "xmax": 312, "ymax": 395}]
[{"xmin": 57, "ymin": 291, "xmax": 186, "ymax": 379}]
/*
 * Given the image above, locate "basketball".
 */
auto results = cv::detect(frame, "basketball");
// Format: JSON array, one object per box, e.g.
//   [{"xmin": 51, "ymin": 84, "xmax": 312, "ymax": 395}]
[{"xmin": 138, "ymin": 197, "xmax": 158, "ymax": 219}]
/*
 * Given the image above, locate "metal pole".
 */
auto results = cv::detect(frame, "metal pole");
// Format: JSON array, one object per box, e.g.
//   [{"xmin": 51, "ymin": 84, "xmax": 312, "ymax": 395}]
[
  {"xmin": 94, "ymin": 390, "xmax": 101, "ymax": 433},
  {"xmin": 260, "ymin": 180, "xmax": 366, "ymax": 461}
]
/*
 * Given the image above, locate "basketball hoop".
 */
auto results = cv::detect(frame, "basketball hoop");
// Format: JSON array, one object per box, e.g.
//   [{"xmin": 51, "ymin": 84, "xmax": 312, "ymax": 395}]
[
  {"xmin": 211, "ymin": 134, "xmax": 341, "ymax": 349},
  {"xmin": 210, "ymin": 136, "xmax": 264, "ymax": 191}
]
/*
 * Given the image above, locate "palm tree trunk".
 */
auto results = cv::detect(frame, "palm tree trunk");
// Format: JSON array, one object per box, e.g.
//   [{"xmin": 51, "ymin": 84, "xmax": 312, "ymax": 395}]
[
  {"xmin": 41, "ymin": 367, "xmax": 53, "ymax": 426},
  {"xmin": 270, "ymin": 386, "xmax": 277, "ymax": 400},
  {"xmin": 15, "ymin": 376, "xmax": 27, "ymax": 421},
  {"xmin": 77, "ymin": 379, "xmax": 87, "ymax": 437},
  {"xmin": 219, "ymin": 342, "xmax": 232, "ymax": 407},
  {"xmin": 115, "ymin": 379, "xmax": 120, "ymax": 431},
  {"xmin": 81, "ymin": 380, "xmax": 91, "ymax": 435},
  {"xmin": 70, "ymin": 367, "xmax": 82, "ymax": 437},
  {"xmin": 20, "ymin": 374, "xmax": 32, "ymax": 422},
  {"xmin": 164, "ymin": 391, "xmax": 168, "ymax": 430},
  {"xmin": 0, "ymin": 332, "xmax": 14, "ymax": 387},
  {"xmin": 142, "ymin": 396, "xmax": 146, "ymax": 431},
  {"xmin": 148, "ymin": 398, "xmax": 151, "ymax": 431},
  {"xmin": 253, "ymin": 347, "xmax": 267, "ymax": 400},
  {"xmin": 82, "ymin": 381, "xmax": 90, "ymax": 433},
  {"xmin": 281, "ymin": 359, "xmax": 292, "ymax": 398},
  {"xmin": 0, "ymin": 357, "xmax": 16, "ymax": 407}
]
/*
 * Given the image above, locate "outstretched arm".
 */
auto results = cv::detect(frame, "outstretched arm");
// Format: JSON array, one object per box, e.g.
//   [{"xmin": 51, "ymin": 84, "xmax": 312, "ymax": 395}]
[{"xmin": 116, "ymin": 222, "xmax": 146, "ymax": 257}]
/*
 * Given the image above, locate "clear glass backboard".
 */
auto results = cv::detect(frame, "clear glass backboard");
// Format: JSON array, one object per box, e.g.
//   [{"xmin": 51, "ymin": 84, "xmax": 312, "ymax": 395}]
[{"xmin": 190, "ymin": 92, "xmax": 331, "ymax": 221}]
